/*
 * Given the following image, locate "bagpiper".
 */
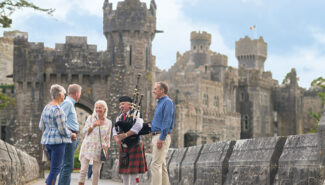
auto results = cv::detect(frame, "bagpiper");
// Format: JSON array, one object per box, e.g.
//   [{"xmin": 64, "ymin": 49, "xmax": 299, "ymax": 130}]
[{"xmin": 113, "ymin": 96, "xmax": 148, "ymax": 185}]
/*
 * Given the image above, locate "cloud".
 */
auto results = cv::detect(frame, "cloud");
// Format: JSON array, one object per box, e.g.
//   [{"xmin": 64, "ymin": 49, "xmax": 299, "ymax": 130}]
[
  {"xmin": 153, "ymin": 0, "xmax": 234, "ymax": 70},
  {"xmin": 267, "ymin": 45, "xmax": 325, "ymax": 88},
  {"xmin": 309, "ymin": 27, "xmax": 325, "ymax": 46},
  {"xmin": 240, "ymin": 0, "xmax": 262, "ymax": 5}
]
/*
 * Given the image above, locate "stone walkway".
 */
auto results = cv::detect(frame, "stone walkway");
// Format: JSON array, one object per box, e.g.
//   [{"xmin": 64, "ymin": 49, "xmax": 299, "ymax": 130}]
[{"xmin": 25, "ymin": 172, "xmax": 122, "ymax": 185}]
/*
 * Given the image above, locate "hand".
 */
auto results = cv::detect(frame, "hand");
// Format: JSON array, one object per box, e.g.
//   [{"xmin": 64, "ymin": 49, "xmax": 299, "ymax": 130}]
[
  {"xmin": 117, "ymin": 133, "xmax": 127, "ymax": 141},
  {"xmin": 71, "ymin": 133, "xmax": 77, "ymax": 141},
  {"xmin": 114, "ymin": 136, "xmax": 122, "ymax": 146},
  {"xmin": 156, "ymin": 139, "xmax": 164, "ymax": 149},
  {"xmin": 93, "ymin": 120, "xmax": 101, "ymax": 127}
]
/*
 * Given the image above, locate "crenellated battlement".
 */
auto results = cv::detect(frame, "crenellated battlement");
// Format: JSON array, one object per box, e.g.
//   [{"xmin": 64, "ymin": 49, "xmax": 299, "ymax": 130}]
[
  {"xmin": 236, "ymin": 36, "xmax": 267, "ymax": 58},
  {"xmin": 103, "ymin": 0, "xmax": 156, "ymax": 34},
  {"xmin": 236, "ymin": 36, "xmax": 267, "ymax": 72},
  {"xmin": 4, "ymin": 30, "xmax": 28, "ymax": 40},
  {"xmin": 210, "ymin": 53, "xmax": 228, "ymax": 66},
  {"xmin": 191, "ymin": 31, "xmax": 211, "ymax": 43}
]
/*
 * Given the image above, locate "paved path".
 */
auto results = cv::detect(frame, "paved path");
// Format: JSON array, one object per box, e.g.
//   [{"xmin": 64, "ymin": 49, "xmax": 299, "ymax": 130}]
[{"xmin": 26, "ymin": 172, "xmax": 122, "ymax": 185}]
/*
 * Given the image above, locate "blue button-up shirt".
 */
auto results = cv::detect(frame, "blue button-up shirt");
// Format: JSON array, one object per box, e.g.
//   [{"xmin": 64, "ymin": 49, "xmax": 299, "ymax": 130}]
[
  {"xmin": 151, "ymin": 95, "xmax": 175, "ymax": 141},
  {"xmin": 60, "ymin": 96, "xmax": 79, "ymax": 132}
]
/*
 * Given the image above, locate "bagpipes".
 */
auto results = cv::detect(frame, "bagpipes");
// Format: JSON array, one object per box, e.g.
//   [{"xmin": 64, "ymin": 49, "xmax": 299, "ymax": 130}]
[{"xmin": 114, "ymin": 74, "xmax": 152, "ymax": 146}]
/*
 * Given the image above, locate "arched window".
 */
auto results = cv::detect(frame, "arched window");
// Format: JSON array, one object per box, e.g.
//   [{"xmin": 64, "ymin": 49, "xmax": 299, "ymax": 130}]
[
  {"xmin": 214, "ymin": 96, "xmax": 219, "ymax": 107},
  {"xmin": 203, "ymin": 94, "xmax": 209, "ymax": 106}
]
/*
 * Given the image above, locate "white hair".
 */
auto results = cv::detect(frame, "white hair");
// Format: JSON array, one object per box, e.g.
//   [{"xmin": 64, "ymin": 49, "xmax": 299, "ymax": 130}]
[
  {"xmin": 50, "ymin": 84, "xmax": 66, "ymax": 100},
  {"xmin": 92, "ymin": 100, "xmax": 108, "ymax": 119}
]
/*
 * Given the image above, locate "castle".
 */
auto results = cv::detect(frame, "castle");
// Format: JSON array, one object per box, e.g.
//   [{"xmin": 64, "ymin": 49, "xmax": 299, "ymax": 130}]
[{"xmin": 0, "ymin": 0, "xmax": 324, "ymax": 164}]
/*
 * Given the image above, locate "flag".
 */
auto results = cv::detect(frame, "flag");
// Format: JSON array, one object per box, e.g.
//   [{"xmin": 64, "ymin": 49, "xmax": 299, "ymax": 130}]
[{"xmin": 249, "ymin": 25, "xmax": 256, "ymax": 30}]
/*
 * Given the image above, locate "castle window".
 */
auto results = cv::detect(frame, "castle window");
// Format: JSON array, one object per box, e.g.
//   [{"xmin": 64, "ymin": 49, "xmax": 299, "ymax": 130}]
[
  {"xmin": 203, "ymin": 94, "xmax": 209, "ymax": 106},
  {"xmin": 244, "ymin": 115, "xmax": 249, "ymax": 130},
  {"xmin": 205, "ymin": 65, "xmax": 208, "ymax": 73},
  {"xmin": 112, "ymin": 47, "xmax": 116, "ymax": 66},
  {"xmin": 129, "ymin": 45, "xmax": 132, "ymax": 66},
  {"xmin": 146, "ymin": 47, "xmax": 149, "ymax": 70},
  {"xmin": 200, "ymin": 45, "xmax": 203, "ymax": 50},
  {"xmin": 240, "ymin": 92, "xmax": 245, "ymax": 101},
  {"xmin": 214, "ymin": 96, "xmax": 219, "ymax": 107},
  {"xmin": 193, "ymin": 46, "xmax": 196, "ymax": 50}
]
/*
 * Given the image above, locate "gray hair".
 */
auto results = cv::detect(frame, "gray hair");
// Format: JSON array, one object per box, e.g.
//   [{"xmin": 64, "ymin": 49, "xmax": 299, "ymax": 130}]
[
  {"xmin": 157, "ymin": 81, "xmax": 169, "ymax": 94},
  {"xmin": 92, "ymin": 100, "xmax": 108, "ymax": 119},
  {"xmin": 50, "ymin": 84, "xmax": 66, "ymax": 100},
  {"xmin": 68, "ymin": 84, "xmax": 82, "ymax": 95}
]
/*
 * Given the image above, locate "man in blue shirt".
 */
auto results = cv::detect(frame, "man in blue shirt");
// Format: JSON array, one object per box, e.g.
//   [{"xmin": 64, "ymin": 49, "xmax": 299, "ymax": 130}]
[
  {"xmin": 151, "ymin": 82, "xmax": 175, "ymax": 185},
  {"xmin": 58, "ymin": 84, "xmax": 82, "ymax": 185}
]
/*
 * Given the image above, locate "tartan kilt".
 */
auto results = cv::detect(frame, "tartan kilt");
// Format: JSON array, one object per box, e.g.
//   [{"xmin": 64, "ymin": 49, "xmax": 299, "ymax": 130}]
[{"xmin": 118, "ymin": 141, "xmax": 148, "ymax": 174}]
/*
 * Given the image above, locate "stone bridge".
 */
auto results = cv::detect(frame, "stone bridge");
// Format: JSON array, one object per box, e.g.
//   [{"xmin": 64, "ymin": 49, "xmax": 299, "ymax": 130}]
[
  {"xmin": 2, "ymin": 111, "xmax": 325, "ymax": 185},
  {"xmin": 103, "ymin": 111, "xmax": 325, "ymax": 185}
]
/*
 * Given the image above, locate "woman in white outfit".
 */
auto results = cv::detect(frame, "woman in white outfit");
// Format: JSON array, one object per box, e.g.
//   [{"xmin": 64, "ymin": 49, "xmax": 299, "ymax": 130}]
[{"xmin": 78, "ymin": 100, "xmax": 112, "ymax": 185}]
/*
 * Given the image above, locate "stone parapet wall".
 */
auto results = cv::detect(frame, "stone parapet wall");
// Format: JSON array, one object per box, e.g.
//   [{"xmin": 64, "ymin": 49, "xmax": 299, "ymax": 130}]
[
  {"xmin": 102, "ymin": 126, "xmax": 325, "ymax": 185},
  {"xmin": 0, "ymin": 139, "xmax": 39, "ymax": 185},
  {"xmin": 274, "ymin": 134, "xmax": 321, "ymax": 185}
]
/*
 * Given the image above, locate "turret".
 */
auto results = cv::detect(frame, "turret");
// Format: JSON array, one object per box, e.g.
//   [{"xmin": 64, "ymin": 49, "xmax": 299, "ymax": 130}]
[
  {"xmin": 236, "ymin": 36, "xmax": 267, "ymax": 72},
  {"xmin": 190, "ymin": 31, "xmax": 211, "ymax": 68}
]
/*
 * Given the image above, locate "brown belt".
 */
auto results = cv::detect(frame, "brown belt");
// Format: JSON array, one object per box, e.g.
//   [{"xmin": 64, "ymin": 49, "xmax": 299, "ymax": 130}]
[{"xmin": 152, "ymin": 132, "xmax": 170, "ymax": 136}]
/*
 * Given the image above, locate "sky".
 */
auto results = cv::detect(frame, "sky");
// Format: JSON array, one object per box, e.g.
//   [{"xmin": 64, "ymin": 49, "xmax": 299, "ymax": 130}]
[{"xmin": 3, "ymin": 0, "xmax": 325, "ymax": 88}]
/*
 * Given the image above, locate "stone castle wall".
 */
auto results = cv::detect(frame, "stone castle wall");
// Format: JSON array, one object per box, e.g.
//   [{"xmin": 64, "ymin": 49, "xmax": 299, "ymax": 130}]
[{"xmin": 0, "ymin": 36, "xmax": 14, "ymax": 85}]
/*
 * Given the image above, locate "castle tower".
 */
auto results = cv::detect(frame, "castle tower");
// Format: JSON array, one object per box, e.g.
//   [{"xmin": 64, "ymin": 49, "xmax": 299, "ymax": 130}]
[
  {"xmin": 0, "ymin": 31, "xmax": 27, "ymax": 85},
  {"xmin": 190, "ymin": 31, "xmax": 211, "ymax": 68},
  {"xmin": 236, "ymin": 36, "xmax": 267, "ymax": 72},
  {"xmin": 103, "ymin": 0, "xmax": 157, "ymax": 120}
]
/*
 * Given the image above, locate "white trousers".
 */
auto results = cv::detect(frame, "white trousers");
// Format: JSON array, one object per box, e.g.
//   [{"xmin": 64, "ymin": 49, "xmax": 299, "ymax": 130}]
[
  {"xmin": 79, "ymin": 158, "xmax": 102, "ymax": 185},
  {"xmin": 151, "ymin": 134, "xmax": 171, "ymax": 185},
  {"xmin": 122, "ymin": 174, "xmax": 139, "ymax": 185}
]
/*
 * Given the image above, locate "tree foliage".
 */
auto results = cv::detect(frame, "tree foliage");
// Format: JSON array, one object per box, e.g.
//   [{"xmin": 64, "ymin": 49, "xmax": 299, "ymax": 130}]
[
  {"xmin": 281, "ymin": 71, "xmax": 299, "ymax": 85},
  {"xmin": 0, "ymin": 92, "xmax": 15, "ymax": 109},
  {"xmin": 0, "ymin": 0, "xmax": 54, "ymax": 28},
  {"xmin": 308, "ymin": 77, "xmax": 325, "ymax": 133}
]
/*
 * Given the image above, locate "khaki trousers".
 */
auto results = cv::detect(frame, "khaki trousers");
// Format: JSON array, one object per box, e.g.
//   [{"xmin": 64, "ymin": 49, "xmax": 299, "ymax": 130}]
[
  {"xmin": 79, "ymin": 158, "xmax": 102, "ymax": 185},
  {"xmin": 151, "ymin": 134, "xmax": 171, "ymax": 185}
]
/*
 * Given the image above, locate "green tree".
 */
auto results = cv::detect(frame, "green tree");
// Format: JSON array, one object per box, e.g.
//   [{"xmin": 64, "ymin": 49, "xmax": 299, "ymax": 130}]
[
  {"xmin": 0, "ymin": 0, "xmax": 54, "ymax": 28},
  {"xmin": 308, "ymin": 77, "xmax": 325, "ymax": 133},
  {"xmin": 0, "ymin": 92, "xmax": 15, "ymax": 109},
  {"xmin": 282, "ymin": 71, "xmax": 299, "ymax": 84}
]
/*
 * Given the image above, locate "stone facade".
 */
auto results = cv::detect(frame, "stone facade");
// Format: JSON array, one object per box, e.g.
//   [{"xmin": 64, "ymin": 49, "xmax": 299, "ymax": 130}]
[
  {"xmin": 157, "ymin": 31, "xmax": 241, "ymax": 147},
  {"xmin": 157, "ymin": 31, "xmax": 324, "ymax": 146},
  {"xmin": 0, "ymin": 31, "xmax": 23, "ymax": 85}
]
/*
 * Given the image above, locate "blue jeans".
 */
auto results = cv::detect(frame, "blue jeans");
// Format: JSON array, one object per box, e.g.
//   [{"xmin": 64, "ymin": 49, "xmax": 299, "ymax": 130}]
[
  {"xmin": 45, "ymin": 143, "xmax": 66, "ymax": 185},
  {"xmin": 58, "ymin": 139, "xmax": 78, "ymax": 185},
  {"xmin": 88, "ymin": 164, "xmax": 93, "ymax": 179}
]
